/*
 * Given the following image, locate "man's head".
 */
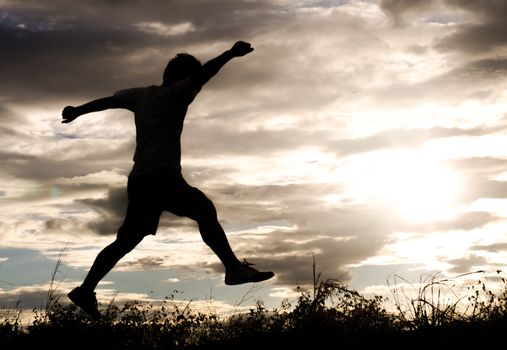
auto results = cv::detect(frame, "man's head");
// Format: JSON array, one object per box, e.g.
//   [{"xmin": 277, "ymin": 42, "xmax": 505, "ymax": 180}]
[{"xmin": 162, "ymin": 53, "xmax": 202, "ymax": 85}]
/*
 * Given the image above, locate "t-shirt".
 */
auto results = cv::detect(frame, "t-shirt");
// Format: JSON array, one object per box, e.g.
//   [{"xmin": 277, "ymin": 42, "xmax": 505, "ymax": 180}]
[{"xmin": 114, "ymin": 80, "xmax": 200, "ymax": 177}]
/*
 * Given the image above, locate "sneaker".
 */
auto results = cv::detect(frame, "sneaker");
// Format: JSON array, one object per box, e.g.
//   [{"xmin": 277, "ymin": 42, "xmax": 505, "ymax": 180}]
[
  {"xmin": 67, "ymin": 286, "xmax": 101, "ymax": 319},
  {"xmin": 225, "ymin": 260, "xmax": 274, "ymax": 285}
]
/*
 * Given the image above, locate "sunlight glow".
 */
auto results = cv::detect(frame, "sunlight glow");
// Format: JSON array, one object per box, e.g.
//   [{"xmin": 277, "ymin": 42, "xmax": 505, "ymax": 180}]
[{"xmin": 348, "ymin": 150, "xmax": 462, "ymax": 222}]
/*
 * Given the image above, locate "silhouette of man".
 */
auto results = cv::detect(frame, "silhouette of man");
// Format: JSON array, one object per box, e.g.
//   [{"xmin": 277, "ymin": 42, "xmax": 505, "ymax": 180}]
[{"xmin": 62, "ymin": 41, "xmax": 274, "ymax": 319}]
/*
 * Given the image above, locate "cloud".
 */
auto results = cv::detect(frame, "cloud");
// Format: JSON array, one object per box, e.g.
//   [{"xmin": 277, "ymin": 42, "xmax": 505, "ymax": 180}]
[
  {"xmin": 392, "ymin": 211, "xmax": 498, "ymax": 235},
  {"xmin": 0, "ymin": 141, "xmax": 133, "ymax": 183},
  {"xmin": 0, "ymin": 150, "xmax": 98, "ymax": 180},
  {"xmin": 472, "ymin": 242, "xmax": 507, "ymax": 253},
  {"xmin": 380, "ymin": 0, "xmax": 435, "ymax": 25},
  {"xmin": 446, "ymin": 254, "xmax": 489, "ymax": 274},
  {"xmin": 121, "ymin": 256, "xmax": 166, "ymax": 269},
  {"xmin": 381, "ymin": 0, "xmax": 507, "ymax": 54},
  {"xmin": 365, "ymin": 58, "xmax": 507, "ymax": 109},
  {"xmin": 0, "ymin": 285, "xmax": 51, "ymax": 309},
  {"xmin": 435, "ymin": 0, "xmax": 507, "ymax": 54},
  {"xmin": 135, "ymin": 21, "xmax": 196, "ymax": 37},
  {"xmin": 329, "ymin": 125, "xmax": 506, "ymax": 156},
  {"xmin": 78, "ymin": 187, "xmax": 127, "ymax": 236},
  {"xmin": 0, "ymin": 0, "xmax": 282, "ymax": 102},
  {"xmin": 449, "ymin": 157, "xmax": 507, "ymax": 204},
  {"xmin": 457, "ymin": 58, "xmax": 507, "ymax": 78}
]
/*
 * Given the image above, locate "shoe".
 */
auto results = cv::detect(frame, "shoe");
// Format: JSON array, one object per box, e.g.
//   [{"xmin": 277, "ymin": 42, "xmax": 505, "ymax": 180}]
[
  {"xmin": 225, "ymin": 260, "xmax": 274, "ymax": 285},
  {"xmin": 67, "ymin": 286, "xmax": 101, "ymax": 319}
]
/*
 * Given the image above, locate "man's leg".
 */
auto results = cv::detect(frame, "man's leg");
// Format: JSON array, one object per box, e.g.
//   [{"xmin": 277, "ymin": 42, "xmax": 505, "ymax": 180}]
[
  {"xmin": 69, "ymin": 174, "xmax": 159, "ymax": 317},
  {"xmin": 68, "ymin": 235, "xmax": 143, "ymax": 318},
  {"xmin": 81, "ymin": 235, "xmax": 144, "ymax": 292},
  {"xmin": 80, "ymin": 172, "xmax": 160, "ymax": 291},
  {"xmin": 195, "ymin": 201, "xmax": 242, "ymax": 269},
  {"xmin": 178, "ymin": 185, "xmax": 274, "ymax": 285}
]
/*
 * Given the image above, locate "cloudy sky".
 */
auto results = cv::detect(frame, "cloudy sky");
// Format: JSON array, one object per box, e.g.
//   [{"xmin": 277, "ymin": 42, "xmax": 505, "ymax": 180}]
[{"xmin": 2, "ymin": 0, "xmax": 507, "ymax": 315}]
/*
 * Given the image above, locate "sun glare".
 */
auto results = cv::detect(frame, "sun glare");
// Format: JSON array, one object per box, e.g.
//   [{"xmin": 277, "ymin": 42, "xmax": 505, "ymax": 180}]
[{"xmin": 349, "ymin": 150, "xmax": 462, "ymax": 222}]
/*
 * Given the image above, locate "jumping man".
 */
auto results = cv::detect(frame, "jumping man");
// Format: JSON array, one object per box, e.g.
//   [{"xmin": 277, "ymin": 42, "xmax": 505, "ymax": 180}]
[{"xmin": 62, "ymin": 41, "xmax": 274, "ymax": 319}]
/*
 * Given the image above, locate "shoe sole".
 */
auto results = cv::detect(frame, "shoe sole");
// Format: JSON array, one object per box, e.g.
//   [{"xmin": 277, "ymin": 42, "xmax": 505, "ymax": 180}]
[{"xmin": 225, "ymin": 271, "xmax": 274, "ymax": 286}]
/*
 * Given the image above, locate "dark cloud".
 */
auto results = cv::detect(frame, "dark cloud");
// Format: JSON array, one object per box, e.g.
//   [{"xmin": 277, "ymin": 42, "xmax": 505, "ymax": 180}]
[
  {"xmin": 0, "ymin": 0, "xmax": 382, "ymax": 127},
  {"xmin": 0, "ymin": 287, "xmax": 50, "ymax": 309},
  {"xmin": 264, "ymin": 250, "xmax": 354, "ymax": 288},
  {"xmin": 436, "ymin": 0, "xmax": 507, "ymax": 53},
  {"xmin": 208, "ymin": 244, "xmax": 355, "ymax": 288},
  {"xmin": 1, "ymin": 0, "xmax": 275, "ymax": 31},
  {"xmin": 1, "ymin": 19, "xmax": 155, "ymax": 100},
  {"xmin": 456, "ymin": 58, "xmax": 507, "ymax": 78},
  {"xmin": 0, "ymin": 0, "xmax": 281, "ymax": 102},
  {"xmin": 218, "ymin": 227, "xmax": 380, "ymax": 287},
  {"xmin": 0, "ymin": 146, "xmax": 131, "ymax": 181},
  {"xmin": 436, "ymin": 21, "xmax": 507, "ymax": 53},
  {"xmin": 367, "ymin": 58, "xmax": 507, "ymax": 107},
  {"xmin": 78, "ymin": 186, "xmax": 127, "ymax": 235},
  {"xmin": 0, "ymin": 151, "xmax": 89, "ymax": 180},
  {"xmin": 381, "ymin": 0, "xmax": 507, "ymax": 54},
  {"xmin": 472, "ymin": 242, "xmax": 507, "ymax": 253},
  {"xmin": 446, "ymin": 255, "xmax": 489, "ymax": 274},
  {"xmin": 44, "ymin": 218, "xmax": 65, "ymax": 231},
  {"xmin": 120, "ymin": 257, "xmax": 166, "ymax": 270}
]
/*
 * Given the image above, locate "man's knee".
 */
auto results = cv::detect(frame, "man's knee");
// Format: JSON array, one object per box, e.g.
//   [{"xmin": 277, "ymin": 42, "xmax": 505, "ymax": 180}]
[
  {"xmin": 115, "ymin": 233, "xmax": 143, "ymax": 251},
  {"xmin": 193, "ymin": 196, "xmax": 218, "ymax": 222}
]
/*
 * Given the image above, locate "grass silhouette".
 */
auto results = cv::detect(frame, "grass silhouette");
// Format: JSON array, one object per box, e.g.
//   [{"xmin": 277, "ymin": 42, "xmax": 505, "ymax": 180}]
[{"xmin": 1, "ymin": 261, "xmax": 507, "ymax": 349}]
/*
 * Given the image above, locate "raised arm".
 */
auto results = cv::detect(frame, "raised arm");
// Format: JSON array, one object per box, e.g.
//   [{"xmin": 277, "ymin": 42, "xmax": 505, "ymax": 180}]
[
  {"xmin": 193, "ymin": 41, "xmax": 254, "ymax": 87},
  {"xmin": 61, "ymin": 96, "xmax": 124, "ymax": 123}
]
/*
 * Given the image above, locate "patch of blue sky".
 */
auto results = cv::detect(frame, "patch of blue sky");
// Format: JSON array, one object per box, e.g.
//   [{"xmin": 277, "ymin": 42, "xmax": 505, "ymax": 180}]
[
  {"xmin": 424, "ymin": 13, "xmax": 463, "ymax": 25},
  {"xmin": 302, "ymin": 0, "xmax": 351, "ymax": 9},
  {"xmin": 54, "ymin": 132, "xmax": 80, "ymax": 140},
  {"xmin": 0, "ymin": 248, "xmax": 83, "ymax": 290}
]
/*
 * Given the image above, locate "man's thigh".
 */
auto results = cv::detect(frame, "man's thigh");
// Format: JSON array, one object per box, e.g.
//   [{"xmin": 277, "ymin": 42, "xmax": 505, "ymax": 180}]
[
  {"xmin": 164, "ymin": 178, "xmax": 216, "ymax": 221},
  {"xmin": 117, "ymin": 175, "xmax": 164, "ymax": 239}
]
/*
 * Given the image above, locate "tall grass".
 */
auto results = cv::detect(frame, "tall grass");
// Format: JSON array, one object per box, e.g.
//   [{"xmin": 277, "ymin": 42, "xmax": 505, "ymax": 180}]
[
  {"xmin": 388, "ymin": 270, "xmax": 507, "ymax": 329},
  {"xmin": 1, "ymin": 263, "xmax": 506, "ymax": 349}
]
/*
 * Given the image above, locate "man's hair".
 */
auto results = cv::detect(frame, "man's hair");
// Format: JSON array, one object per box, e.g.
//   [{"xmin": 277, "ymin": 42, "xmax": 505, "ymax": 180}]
[{"xmin": 162, "ymin": 53, "xmax": 202, "ymax": 85}]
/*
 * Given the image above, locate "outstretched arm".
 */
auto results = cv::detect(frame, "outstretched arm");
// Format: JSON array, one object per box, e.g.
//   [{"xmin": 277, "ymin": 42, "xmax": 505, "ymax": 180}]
[
  {"xmin": 193, "ymin": 41, "xmax": 254, "ymax": 87},
  {"xmin": 61, "ymin": 96, "xmax": 124, "ymax": 123}
]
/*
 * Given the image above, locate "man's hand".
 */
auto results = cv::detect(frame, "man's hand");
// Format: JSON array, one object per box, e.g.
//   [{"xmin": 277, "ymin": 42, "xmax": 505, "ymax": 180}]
[
  {"xmin": 61, "ymin": 106, "xmax": 80, "ymax": 123},
  {"xmin": 230, "ymin": 41, "xmax": 254, "ymax": 57}
]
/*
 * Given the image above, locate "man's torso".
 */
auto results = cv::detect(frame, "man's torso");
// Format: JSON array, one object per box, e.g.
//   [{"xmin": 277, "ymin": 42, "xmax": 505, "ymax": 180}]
[{"xmin": 114, "ymin": 83, "xmax": 198, "ymax": 177}]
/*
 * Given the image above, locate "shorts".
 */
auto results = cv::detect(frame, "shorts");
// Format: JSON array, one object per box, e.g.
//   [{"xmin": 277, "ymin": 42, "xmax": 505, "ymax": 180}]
[{"xmin": 117, "ymin": 170, "xmax": 215, "ymax": 239}]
